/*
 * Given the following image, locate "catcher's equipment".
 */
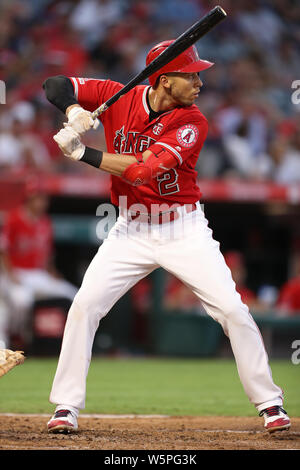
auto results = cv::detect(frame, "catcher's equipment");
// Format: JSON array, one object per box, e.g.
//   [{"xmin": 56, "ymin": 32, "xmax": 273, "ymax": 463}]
[
  {"xmin": 146, "ymin": 40, "xmax": 214, "ymax": 87},
  {"xmin": 0, "ymin": 349, "xmax": 25, "ymax": 378},
  {"xmin": 67, "ymin": 105, "xmax": 99, "ymax": 135}
]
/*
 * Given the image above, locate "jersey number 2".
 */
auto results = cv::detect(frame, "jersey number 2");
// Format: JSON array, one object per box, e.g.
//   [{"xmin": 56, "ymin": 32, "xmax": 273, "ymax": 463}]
[{"xmin": 157, "ymin": 169, "xmax": 179, "ymax": 196}]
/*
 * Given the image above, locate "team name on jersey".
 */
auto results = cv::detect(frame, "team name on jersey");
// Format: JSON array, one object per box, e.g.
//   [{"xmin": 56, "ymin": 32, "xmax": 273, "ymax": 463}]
[{"xmin": 113, "ymin": 126, "xmax": 156, "ymax": 154}]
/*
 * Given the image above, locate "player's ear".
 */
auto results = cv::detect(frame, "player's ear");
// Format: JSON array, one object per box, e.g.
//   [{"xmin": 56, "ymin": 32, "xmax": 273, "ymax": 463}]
[{"xmin": 159, "ymin": 74, "xmax": 172, "ymax": 89}]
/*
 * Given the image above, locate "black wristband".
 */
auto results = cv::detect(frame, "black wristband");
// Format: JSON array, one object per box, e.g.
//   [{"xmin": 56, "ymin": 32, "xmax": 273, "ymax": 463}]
[{"xmin": 81, "ymin": 147, "xmax": 103, "ymax": 168}]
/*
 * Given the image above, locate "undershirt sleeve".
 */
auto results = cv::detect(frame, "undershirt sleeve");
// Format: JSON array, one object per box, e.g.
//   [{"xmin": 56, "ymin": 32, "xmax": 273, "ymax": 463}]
[{"xmin": 42, "ymin": 75, "xmax": 78, "ymax": 114}]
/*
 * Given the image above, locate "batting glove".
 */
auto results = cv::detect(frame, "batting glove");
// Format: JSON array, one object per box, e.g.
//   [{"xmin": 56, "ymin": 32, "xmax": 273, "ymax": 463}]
[
  {"xmin": 67, "ymin": 106, "xmax": 100, "ymax": 135},
  {"xmin": 53, "ymin": 124, "xmax": 85, "ymax": 161}
]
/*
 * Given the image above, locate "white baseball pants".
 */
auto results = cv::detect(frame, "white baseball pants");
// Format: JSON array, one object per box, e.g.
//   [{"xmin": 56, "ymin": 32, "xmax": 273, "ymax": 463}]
[
  {"xmin": 0, "ymin": 268, "xmax": 77, "ymax": 347},
  {"xmin": 49, "ymin": 203, "xmax": 283, "ymax": 413}
]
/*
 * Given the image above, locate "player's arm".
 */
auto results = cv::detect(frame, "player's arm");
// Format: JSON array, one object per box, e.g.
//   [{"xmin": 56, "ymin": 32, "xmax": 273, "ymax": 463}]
[
  {"xmin": 53, "ymin": 126, "xmax": 177, "ymax": 185},
  {"xmin": 43, "ymin": 76, "xmax": 78, "ymax": 114},
  {"xmin": 100, "ymin": 148, "xmax": 178, "ymax": 185},
  {"xmin": 43, "ymin": 75, "xmax": 99, "ymax": 134},
  {"xmin": 0, "ymin": 232, "xmax": 18, "ymax": 283}
]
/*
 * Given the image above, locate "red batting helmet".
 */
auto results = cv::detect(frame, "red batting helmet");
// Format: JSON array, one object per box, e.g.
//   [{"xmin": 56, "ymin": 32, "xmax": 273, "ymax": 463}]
[{"xmin": 146, "ymin": 40, "xmax": 214, "ymax": 87}]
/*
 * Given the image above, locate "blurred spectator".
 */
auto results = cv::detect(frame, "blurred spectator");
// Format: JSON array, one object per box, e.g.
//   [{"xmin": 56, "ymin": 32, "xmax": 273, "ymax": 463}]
[
  {"xmin": 130, "ymin": 277, "xmax": 152, "ymax": 347},
  {"xmin": 0, "ymin": 0, "xmax": 298, "ymax": 182},
  {"xmin": 222, "ymin": 119, "xmax": 258, "ymax": 179},
  {"xmin": 223, "ymin": 250, "xmax": 275, "ymax": 313},
  {"xmin": 0, "ymin": 101, "xmax": 53, "ymax": 172},
  {"xmin": 216, "ymin": 92, "xmax": 268, "ymax": 156},
  {"xmin": 236, "ymin": 0, "xmax": 285, "ymax": 49},
  {"xmin": 164, "ymin": 273, "xmax": 206, "ymax": 314},
  {"xmin": 153, "ymin": 0, "xmax": 203, "ymax": 28},
  {"xmin": 224, "ymin": 250, "xmax": 257, "ymax": 307},
  {"xmin": 278, "ymin": 112, "xmax": 300, "ymax": 140},
  {"xmin": 0, "ymin": 177, "xmax": 77, "ymax": 348},
  {"xmin": 0, "ymin": 118, "xmax": 26, "ymax": 170},
  {"xmin": 0, "ymin": 269, "xmax": 10, "ymax": 349},
  {"xmin": 69, "ymin": 0, "xmax": 124, "ymax": 50},
  {"xmin": 29, "ymin": 106, "xmax": 64, "ymax": 162},
  {"xmin": 256, "ymin": 135, "xmax": 300, "ymax": 184},
  {"xmin": 40, "ymin": 14, "xmax": 89, "ymax": 77},
  {"xmin": 163, "ymin": 250, "xmax": 280, "ymax": 315},
  {"xmin": 276, "ymin": 252, "xmax": 300, "ymax": 316}
]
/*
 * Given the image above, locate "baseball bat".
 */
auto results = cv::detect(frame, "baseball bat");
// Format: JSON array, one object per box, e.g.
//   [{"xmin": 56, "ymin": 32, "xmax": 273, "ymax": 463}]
[{"xmin": 91, "ymin": 5, "xmax": 227, "ymax": 119}]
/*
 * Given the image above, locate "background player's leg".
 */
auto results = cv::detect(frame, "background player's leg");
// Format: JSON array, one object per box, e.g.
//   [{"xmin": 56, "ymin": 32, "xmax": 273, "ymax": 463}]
[
  {"xmin": 157, "ymin": 208, "xmax": 283, "ymax": 411},
  {"xmin": 50, "ymin": 232, "xmax": 158, "ymax": 411},
  {"xmin": 14, "ymin": 268, "xmax": 78, "ymax": 302}
]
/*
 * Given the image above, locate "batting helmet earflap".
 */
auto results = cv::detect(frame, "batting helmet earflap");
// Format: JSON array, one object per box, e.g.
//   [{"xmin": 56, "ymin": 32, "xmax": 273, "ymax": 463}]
[{"xmin": 146, "ymin": 40, "xmax": 214, "ymax": 87}]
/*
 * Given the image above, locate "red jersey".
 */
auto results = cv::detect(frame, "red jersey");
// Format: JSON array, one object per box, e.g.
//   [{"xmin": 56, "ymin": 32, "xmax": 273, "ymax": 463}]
[
  {"xmin": 0, "ymin": 207, "xmax": 53, "ymax": 269},
  {"xmin": 69, "ymin": 77, "xmax": 208, "ymax": 210},
  {"xmin": 277, "ymin": 279, "xmax": 300, "ymax": 314},
  {"xmin": 236, "ymin": 286, "xmax": 256, "ymax": 306}
]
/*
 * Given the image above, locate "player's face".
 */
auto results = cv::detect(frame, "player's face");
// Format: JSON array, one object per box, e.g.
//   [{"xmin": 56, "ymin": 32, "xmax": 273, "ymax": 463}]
[
  {"xmin": 26, "ymin": 193, "xmax": 49, "ymax": 216},
  {"xmin": 165, "ymin": 72, "xmax": 203, "ymax": 107}
]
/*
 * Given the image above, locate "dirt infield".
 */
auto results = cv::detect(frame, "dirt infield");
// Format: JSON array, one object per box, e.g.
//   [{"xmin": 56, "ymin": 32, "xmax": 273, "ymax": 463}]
[{"xmin": 0, "ymin": 415, "xmax": 299, "ymax": 450}]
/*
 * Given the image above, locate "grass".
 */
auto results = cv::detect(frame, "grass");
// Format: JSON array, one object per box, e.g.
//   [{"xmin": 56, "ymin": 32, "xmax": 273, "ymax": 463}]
[{"xmin": 0, "ymin": 357, "xmax": 299, "ymax": 416}]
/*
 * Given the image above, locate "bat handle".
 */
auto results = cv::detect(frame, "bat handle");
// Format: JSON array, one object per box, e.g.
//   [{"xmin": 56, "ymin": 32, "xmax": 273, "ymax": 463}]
[{"xmin": 92, "ymin": 103, "xmax": 108, "ymax": 119}]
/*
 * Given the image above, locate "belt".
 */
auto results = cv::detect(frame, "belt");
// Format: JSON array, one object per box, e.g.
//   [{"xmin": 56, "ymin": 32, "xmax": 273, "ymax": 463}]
[{"xmin": 128, "ymin": 202, "xmax": 198, "ymax": 225}]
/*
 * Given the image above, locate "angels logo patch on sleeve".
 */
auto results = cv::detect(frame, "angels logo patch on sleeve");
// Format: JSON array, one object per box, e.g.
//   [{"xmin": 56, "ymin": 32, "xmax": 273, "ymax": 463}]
[{"xmin": 176, "ymin": 124, "xmax": 199, "ymax": 148}]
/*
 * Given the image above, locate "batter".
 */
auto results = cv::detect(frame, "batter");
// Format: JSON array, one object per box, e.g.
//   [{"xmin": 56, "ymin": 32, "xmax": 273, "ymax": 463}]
[{"xmin": 43, "ymin": 41, "xmax": 290, "ymax": 434}]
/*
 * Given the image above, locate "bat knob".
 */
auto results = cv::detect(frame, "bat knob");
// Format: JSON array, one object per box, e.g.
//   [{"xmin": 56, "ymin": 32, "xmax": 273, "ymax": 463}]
[{"xmin": 215, "ymin": 5, "xmax": 227, "ymax": 17}]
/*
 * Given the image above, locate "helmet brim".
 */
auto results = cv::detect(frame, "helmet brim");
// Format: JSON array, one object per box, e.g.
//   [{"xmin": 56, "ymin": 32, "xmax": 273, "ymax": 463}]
[{"xmin": 175, "ymin": 59, "xmax": 214, "ymax": 74}]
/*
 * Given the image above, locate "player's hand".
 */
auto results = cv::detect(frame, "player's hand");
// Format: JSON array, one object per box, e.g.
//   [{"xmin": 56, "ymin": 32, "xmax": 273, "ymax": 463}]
[
  {"xmin": 67, "ymin": 106, "xmax": 100, "ymax": 134},
  {"xmin": 53, "ymin": 125, "xmax": 85, "ymax": 161}
]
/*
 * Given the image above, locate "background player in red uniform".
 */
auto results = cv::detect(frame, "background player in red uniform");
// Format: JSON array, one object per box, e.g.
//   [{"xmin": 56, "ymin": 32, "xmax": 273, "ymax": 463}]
[
  {"xmin": 276, "ymin": 252, "xmax": 300, "ymax": 315},
  {"xmin": 0, "ymin": 179, "xmax": 77, "ymax": 349},
  {"xmin": 43, "ymin": 42, "xmax": 290, "ymax": 435}
]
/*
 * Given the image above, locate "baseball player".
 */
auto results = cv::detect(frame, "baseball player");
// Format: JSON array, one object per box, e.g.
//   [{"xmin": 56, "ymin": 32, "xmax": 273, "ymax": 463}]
[
  {"xmin": 43, "ymin": 41, "xmax": 290, "ymax": 434},
  {"xmin": 0, "ymin": 179, "xmax": 77, "ymax": 349}
]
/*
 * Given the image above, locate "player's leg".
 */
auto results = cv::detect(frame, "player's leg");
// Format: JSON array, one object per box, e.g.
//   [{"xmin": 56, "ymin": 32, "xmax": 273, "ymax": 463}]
[
  {"xmin": 0, "ymin": 276, "xmax": 10, "ymax": 348},
  {"xmin": 157, "ymin": 207, "xmax": 285, "ymax": 414},
  {"xmin": 1, "ymin": 277, "xmax": 34, "ymax": 348},
  {"xmin": 49, "ymin": 229, "xmax": 158, "ymax": 413},
  {"xmin": 0, "ymin": 298, "xmax": 9, "ymax": 349},
  {"xmin": 14, "ymin": 268, "xmax": 78, "ymax": 302}
]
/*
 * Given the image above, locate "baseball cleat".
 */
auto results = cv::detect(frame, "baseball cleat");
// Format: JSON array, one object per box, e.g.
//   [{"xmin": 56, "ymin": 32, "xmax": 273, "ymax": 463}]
[
  {"xmin": 47, "ymin": 409, "xmax": 78, "ymax": 434},
  {"xmin": 259, "ymin": 406, "xmax": 291, "ymax": 433}
]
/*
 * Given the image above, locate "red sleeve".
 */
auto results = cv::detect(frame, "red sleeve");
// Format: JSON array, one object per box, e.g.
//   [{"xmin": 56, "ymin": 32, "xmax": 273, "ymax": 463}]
[
  {"xmin": 45, "ymin": 217, "xmax": 54, "ymax": 260},
  {"xmin": 0, "ymin": 211, "xmax": 14, "ymax": 252},
  {"xmin": 68, "ymin": 77, "xmax": 123, "ymax": 116},
  {"xmin": 148, "ymin": 116, "xmax": 208, "ymax": 166},
  {"xmin": 277, "ymin": 282, "xmax": 299, "ymax": 312}
]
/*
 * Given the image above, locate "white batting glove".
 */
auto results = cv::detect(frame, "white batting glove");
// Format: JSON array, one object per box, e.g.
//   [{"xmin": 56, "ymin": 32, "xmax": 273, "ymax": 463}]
[
  {"xmin": 53, "ymin": 125, "xmax": 85, "ymax": 161},
  {"xmin": 67, "ymin": 106, "xmax": 100, "ymax": 135}
]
